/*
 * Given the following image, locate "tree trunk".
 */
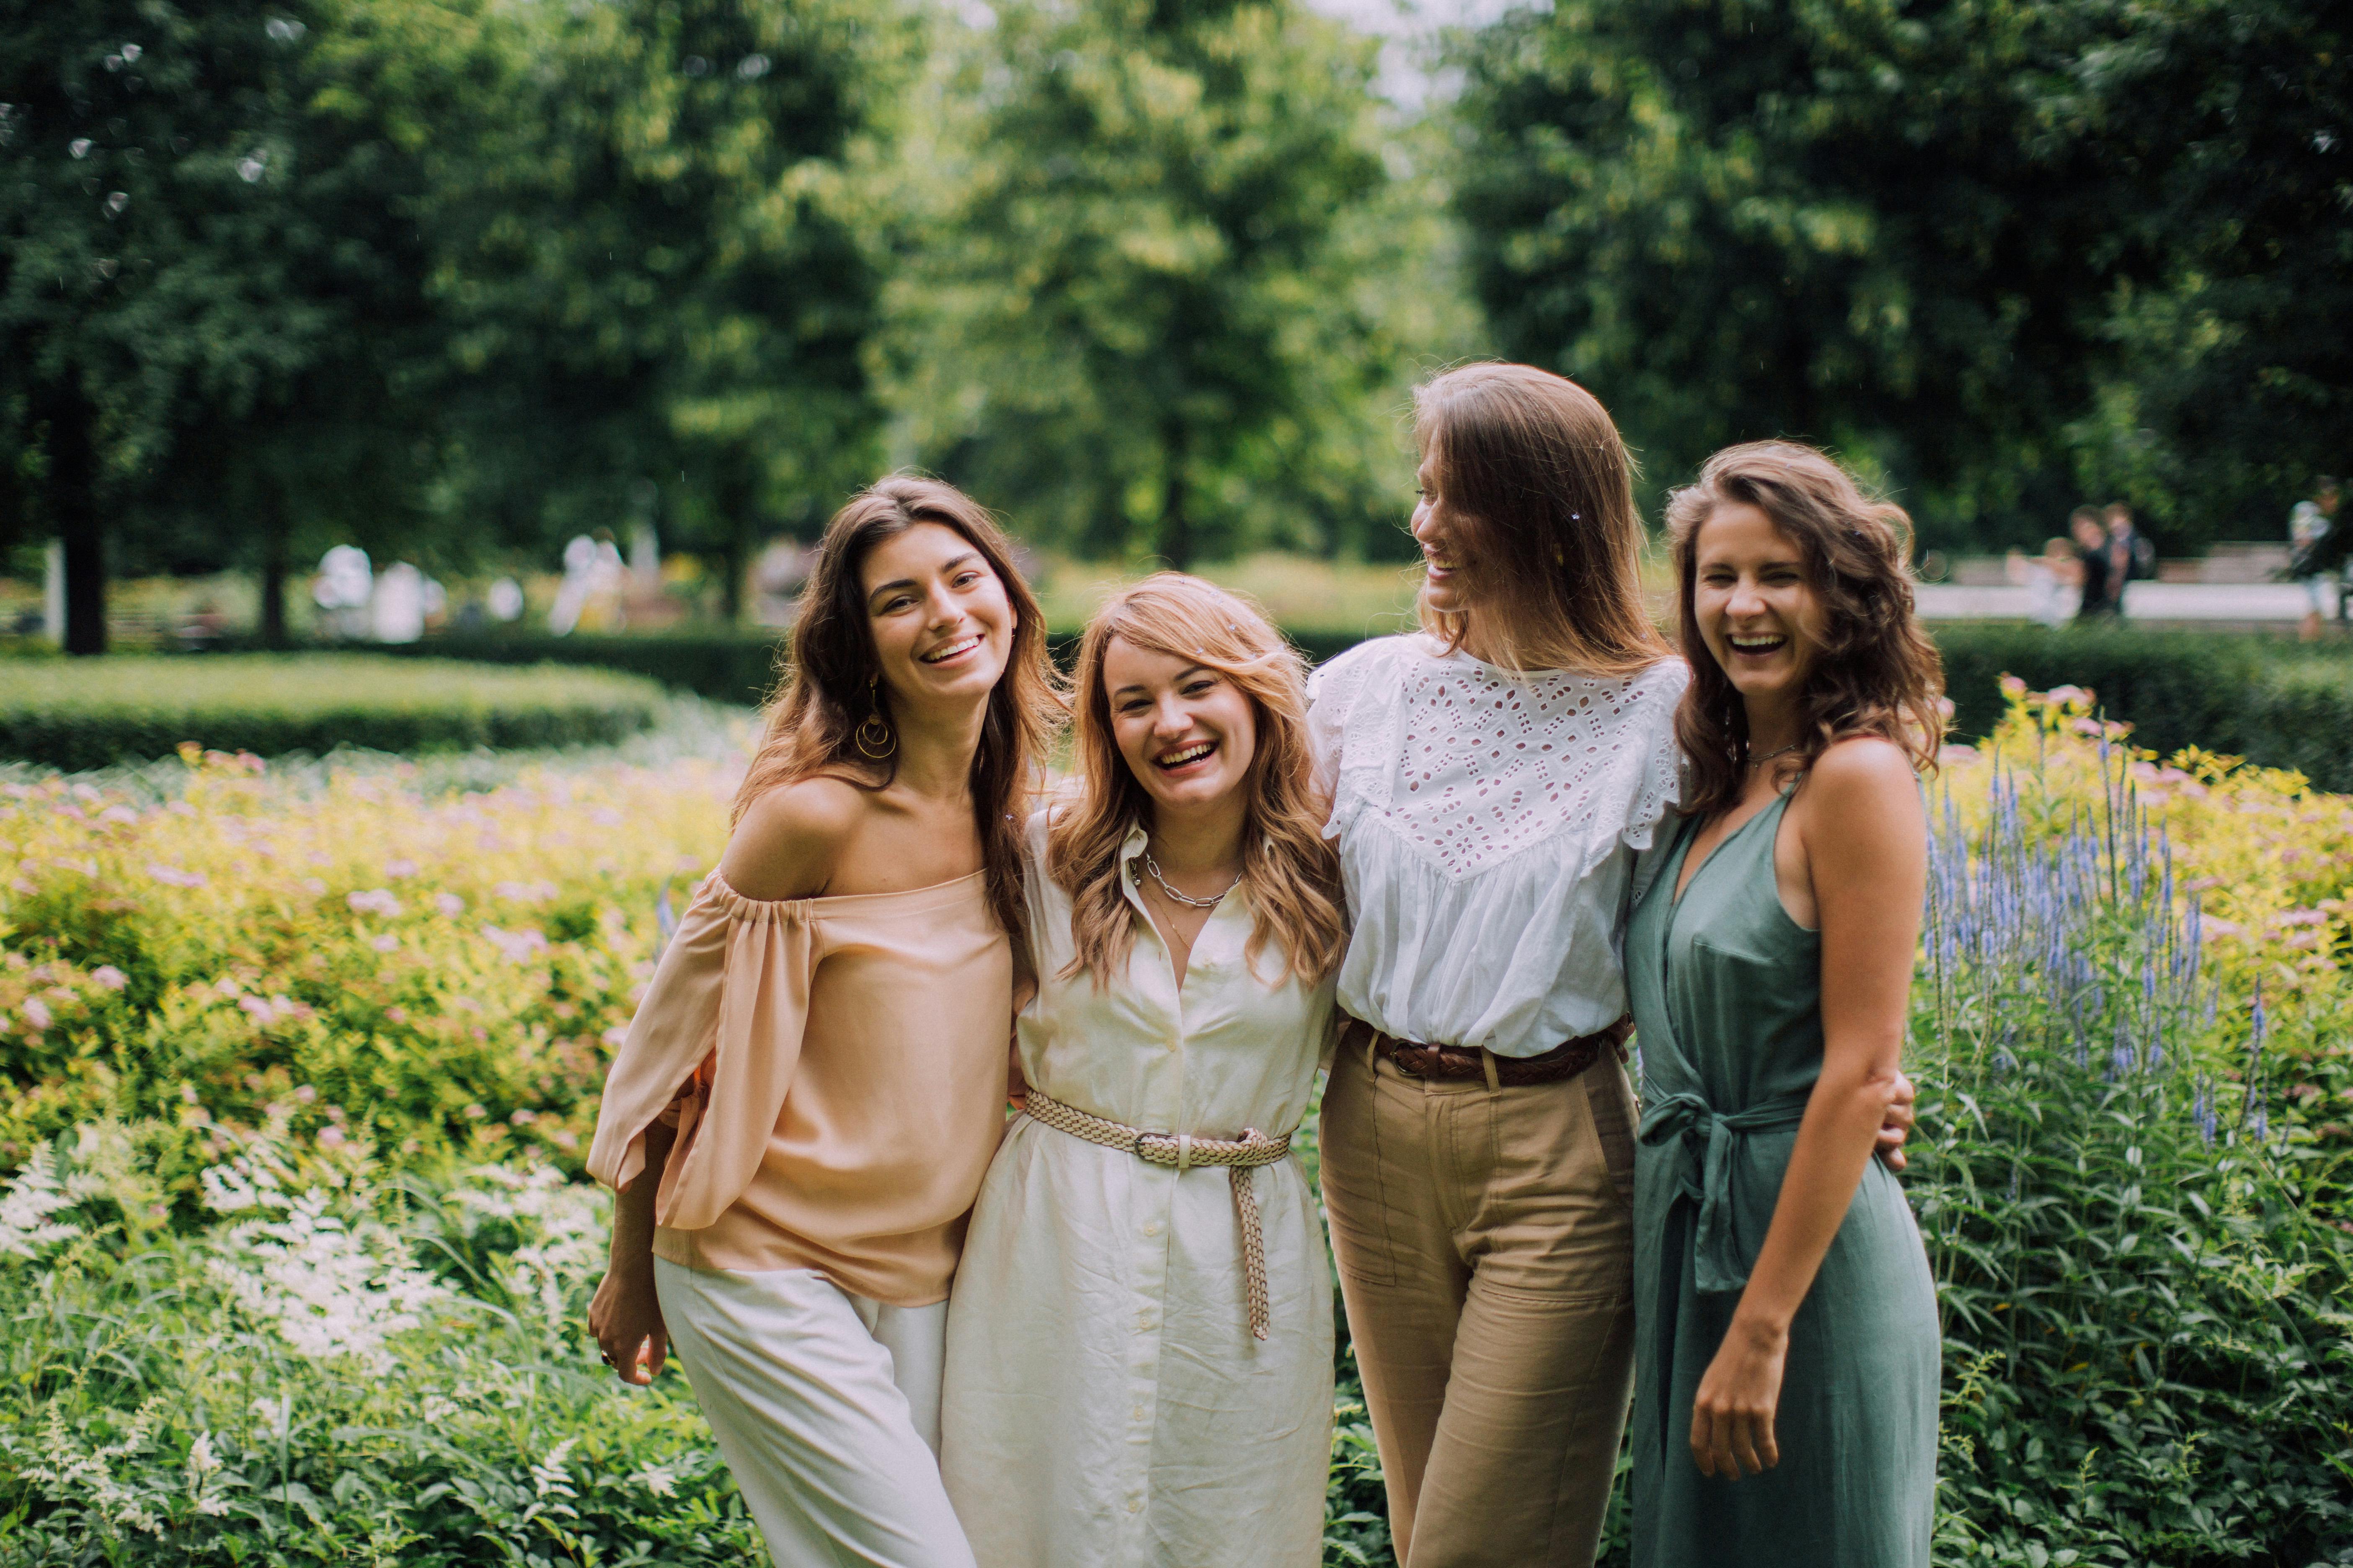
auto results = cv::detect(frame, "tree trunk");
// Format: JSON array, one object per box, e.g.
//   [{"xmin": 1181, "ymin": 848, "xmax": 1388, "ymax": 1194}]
[
  {"xmin": 258, "ymin": 490, "xmax": 290, "ymax": 647},
  {"xmin": 42, "ymin": 385, "xmax": 106, "ymax": 656},
  {"xmin": 1158, "ymin": 419, "xmax": 1192, "ymax": 570}
]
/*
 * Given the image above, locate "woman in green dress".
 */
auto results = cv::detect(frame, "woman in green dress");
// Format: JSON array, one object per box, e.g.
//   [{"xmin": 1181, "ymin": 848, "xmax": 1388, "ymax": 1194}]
[{"xmin": 1625, "ymin": 441, "xmax": 1944, "ymax": 1565}]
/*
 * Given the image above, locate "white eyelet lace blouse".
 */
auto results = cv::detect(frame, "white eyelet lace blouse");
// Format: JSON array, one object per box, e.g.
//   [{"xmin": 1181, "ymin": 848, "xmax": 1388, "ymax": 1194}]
[{"xmin": 1306, "ymin": 634, "xmax": 1689, "ymax": 1057}]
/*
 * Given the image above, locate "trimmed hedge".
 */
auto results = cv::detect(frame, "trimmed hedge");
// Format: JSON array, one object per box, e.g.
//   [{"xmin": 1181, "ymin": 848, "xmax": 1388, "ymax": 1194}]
[
  {"xmin": 387, "ymin": 630, "xmax": 791, "ymax": 705},
  {"xmin": 1932, "ymin": 625, "xmax": 2353, "ymax": 789},
  {"xmin": 389, "ymin": 627, "xmax": 1377, "ymax": 701},
  {"xmin": 399, "ymin": 624, "xmax": 2353, "ymax": 787},
  {"xmin": 0, "ymin": 655, "xmax": 668, "ymax": 770}
]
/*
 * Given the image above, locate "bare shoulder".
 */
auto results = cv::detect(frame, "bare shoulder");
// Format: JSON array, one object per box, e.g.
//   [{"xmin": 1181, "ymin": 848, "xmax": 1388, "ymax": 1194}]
[
  {"xmin": 1798, "ymin": 737, "xmax": 1926, "ymax": 859},
  {"xmin": 1806, "ymin": 734, "xmax": 1922, "ymax": 802},
  {"xmin": 720, "ymin": 776, "xmax": 871, "ymax": 900}
]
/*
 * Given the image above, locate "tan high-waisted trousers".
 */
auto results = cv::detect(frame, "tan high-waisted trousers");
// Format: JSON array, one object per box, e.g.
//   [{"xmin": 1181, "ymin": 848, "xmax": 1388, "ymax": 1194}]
[{"xmin": 1319, "ymin": 1042, "xmax": 1639, "ymax": 1568}]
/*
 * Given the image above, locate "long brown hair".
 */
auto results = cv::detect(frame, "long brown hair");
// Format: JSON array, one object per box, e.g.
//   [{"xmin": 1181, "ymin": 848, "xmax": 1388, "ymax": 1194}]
[
  {"xmin": 1665, "ymin": 442, "xmax": 1945, "ymax": 820},
  {"xmin": 1413, "ymin": 362, "xmax": 1672, "ymax": 675},
  {"xmin": 1047, "ymin": 574, "xmax": 1346, "ymax": 989},
  {"xmin": 733, "ymin": 476, "xmax": 1064, "ymax": 939}
]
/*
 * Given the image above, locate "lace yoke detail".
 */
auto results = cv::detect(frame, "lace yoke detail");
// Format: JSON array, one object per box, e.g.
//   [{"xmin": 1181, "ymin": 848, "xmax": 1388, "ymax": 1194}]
[{"xmin": 1332, "ymin": 640, "xmax": 1687, "ymax": 882}]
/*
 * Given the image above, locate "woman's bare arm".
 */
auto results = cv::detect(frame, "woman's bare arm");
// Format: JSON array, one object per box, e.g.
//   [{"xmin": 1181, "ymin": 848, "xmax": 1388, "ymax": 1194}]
[
  {"xmin": 589, "ymin": 1117, "xmax": 676, "ymax": 1385},
  {"xmin": 589, "ymin": 781, "xmax": 857, "ymax": 1383},
  {"xmin": 1689, "ymin": 738, "xmax": 1926, "ymax": 1479}
]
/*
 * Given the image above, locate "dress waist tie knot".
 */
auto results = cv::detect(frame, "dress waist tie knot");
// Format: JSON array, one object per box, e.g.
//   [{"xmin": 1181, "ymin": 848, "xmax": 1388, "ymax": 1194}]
[{"xmin": 1636, "ymin": 1089, "xmax": 1813, "ymax": 1295}]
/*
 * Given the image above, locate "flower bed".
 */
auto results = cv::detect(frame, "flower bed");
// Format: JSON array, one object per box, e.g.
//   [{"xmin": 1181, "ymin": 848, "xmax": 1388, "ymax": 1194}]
[{"xmin": 0, "ymin": 691, "xmax": 2347, "ymax": 1565}]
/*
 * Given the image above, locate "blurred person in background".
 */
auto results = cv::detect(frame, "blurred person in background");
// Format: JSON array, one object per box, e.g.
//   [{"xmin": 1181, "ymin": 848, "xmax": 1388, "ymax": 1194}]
[
  {"xmin": 2005, "ymin": 537, "xmax": 2081, "ymax": 628},
  {"xmin": 2104, "ymin": 501, "xmax": 2155, "ymax": 598},
  {"xmin": 2290, "ymin": 477, "xmax": 2342, "ymax": 641},
  {"xmin": 2071, "ymin": 507, "xmax": 2117, "ymax": 620}
]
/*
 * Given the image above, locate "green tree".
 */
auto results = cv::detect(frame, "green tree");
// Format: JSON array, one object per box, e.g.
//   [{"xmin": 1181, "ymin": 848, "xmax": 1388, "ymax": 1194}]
[
  {"xmin": 884, "ymin": 0, "xmax": 1409, "ymax": 567},
  {"xmin": 420, "ymin": 0, "xmax": 917, "ymax": 614},
  {"xmin": 0, "ymin": 0, "xmax": 497, "ymax": 651},
  {"xmin": 2059, "ymin": 0, "xmax": 2350, "ymax": 540},
  {"xmin": 1449, "ymin": 0, "xmax": 2350, "ymax": 553},
  {"xmin": 1449, "ymin": 0, "xmax": 2136, "ymax": 549}
]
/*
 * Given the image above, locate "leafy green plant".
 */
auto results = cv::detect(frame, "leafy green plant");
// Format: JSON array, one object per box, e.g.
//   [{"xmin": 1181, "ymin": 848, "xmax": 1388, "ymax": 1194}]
[
  {"xmin": 0, "ymin": 656, "xmax": 670, "ymax": 768},
  {"xmin": 0, "ymin": 1127, "xmax": 765, "ymax": 1566}
]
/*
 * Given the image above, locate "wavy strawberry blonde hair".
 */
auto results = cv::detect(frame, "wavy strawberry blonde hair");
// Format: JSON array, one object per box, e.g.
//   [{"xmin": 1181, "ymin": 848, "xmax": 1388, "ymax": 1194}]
[{"xmin": 1046, "ymin": 574, "xmax": 1346, "ymax": 989}]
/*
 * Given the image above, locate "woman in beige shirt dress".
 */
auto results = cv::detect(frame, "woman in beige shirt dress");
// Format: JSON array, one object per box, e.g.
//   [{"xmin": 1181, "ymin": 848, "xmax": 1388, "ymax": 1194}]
[
  {"xmin": 940, "ymin": 575, "xmax": 1348, "ymax": 1566},
  {"xmin": 586, "ymin": 477, "xmax": 1060, "ymax": 1568}
]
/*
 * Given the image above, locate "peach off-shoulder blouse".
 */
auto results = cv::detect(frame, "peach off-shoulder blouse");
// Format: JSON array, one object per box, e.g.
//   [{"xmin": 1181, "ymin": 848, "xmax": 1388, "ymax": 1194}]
[{"xmin": 586, "ymin": 869, "xmax": 1012, "ymax": 1306}]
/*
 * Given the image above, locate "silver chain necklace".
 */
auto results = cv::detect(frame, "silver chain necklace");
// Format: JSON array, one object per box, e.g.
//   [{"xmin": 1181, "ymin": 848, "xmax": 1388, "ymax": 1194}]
[
  {"xmin": 1745, "ymin": 741, "xmax": 1802, "ymax": 769},
  {"xmin": 1135, "ymin": 849, "xmax": 1243, "ymax": 910}
]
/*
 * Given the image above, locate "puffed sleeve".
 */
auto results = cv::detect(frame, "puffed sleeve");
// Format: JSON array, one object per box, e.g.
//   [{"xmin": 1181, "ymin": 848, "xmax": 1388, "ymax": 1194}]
[
  {"xmin": 586, "ymin": 874, "xmax": 817, "ymax": 1231},
  {"xmin": 1304, "ymin": 637, "xmax": 1389, "ymax": 809}
]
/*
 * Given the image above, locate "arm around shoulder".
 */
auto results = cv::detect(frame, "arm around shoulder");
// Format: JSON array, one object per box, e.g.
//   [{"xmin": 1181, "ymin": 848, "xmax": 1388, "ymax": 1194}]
[{"xmin": 719, "ymin": 777, "xmax": 865, "ymax": 902}]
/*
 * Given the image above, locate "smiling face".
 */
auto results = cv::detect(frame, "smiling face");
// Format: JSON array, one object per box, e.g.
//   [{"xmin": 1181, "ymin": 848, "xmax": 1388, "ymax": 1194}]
[
  {"xmin": 1411, "ymin": 449, "xmax": 1488, "ymax": 619},
  {"xmin": 859, "ymin": 521, "xmax": 1015, "ymax": 714},
  {"xmin": 1102, "ymin": 637, "xmax": 1260, "ymax": 823},
  {"xmin": 1691, "ymin": 501, "xmax": 1828, "ymax": 714}
]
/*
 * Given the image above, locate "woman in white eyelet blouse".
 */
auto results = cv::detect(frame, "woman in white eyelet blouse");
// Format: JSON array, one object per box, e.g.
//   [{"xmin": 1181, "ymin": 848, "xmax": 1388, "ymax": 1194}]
[{"xmin": 1307, "ymin": 363, "xmax": 1685, "ymax": 1568}]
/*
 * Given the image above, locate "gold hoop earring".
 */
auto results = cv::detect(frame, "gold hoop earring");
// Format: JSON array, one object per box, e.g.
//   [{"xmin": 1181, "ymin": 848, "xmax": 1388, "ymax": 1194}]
[{"xmin": 856, "ymin": 674, "xmax": 896, "ymax": 761}]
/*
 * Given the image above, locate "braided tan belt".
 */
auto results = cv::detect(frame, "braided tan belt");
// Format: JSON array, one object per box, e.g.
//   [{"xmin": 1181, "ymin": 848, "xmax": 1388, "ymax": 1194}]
[{"xmin": 1021, "ymin": 1088, "xmax": 1290, "ymax": 1341}]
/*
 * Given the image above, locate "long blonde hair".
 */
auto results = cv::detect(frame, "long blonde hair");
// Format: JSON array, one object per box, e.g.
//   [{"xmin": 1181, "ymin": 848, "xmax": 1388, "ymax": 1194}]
[
  {"xmin": 1047, "ymin": 574, "xmax": 1346, "ymax": 988},
  {"xmin": 1413, "ymin": 362, "xmax": 1671, "ymax": 675},
  {"xmin": 732, "ymin": 476, "xmax": 1064, "ymax": 941}
]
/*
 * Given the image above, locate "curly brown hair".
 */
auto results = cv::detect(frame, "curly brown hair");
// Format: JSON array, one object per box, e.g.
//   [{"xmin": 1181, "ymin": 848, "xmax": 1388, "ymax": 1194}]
[{"xmin": 1665, "ymin": 442, "xmax": 1945, "ymax": 821}]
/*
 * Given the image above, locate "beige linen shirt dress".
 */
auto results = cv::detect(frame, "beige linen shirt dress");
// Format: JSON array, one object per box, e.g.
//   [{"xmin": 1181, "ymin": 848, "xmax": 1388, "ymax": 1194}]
[{"xmin": 940, "ymin": 816, "xmax": 1338, "ymax": 1567}]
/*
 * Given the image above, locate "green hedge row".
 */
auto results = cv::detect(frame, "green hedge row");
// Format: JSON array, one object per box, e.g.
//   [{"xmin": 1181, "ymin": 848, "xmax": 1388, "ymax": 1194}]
[
  {"xmin": 398, "ymin": 624, "xmax": 2353, "ymax": 788},
  {"xmin": 1932, "ymin": 625, "xmax": 2353, "ymax": 789},
  {"xmin": 0, "ymin": 655, "xmax": 668, "ymax": 770},
  {"xmin": 384, "ymin": 627, "xmax": 1375, "ymax": 701}
]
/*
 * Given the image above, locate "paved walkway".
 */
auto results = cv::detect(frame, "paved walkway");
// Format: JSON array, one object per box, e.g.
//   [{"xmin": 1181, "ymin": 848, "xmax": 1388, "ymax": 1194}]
[{"xmin": 1916, "ymin": 581, "xmax": 2343, "ymax": 624}]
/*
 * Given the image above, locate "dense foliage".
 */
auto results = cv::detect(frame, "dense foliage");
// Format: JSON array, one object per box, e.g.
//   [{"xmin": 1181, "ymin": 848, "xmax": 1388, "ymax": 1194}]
[
  {"xmin": 881, "ymin": 0, "xmax": 1465, "ymax": 565},
  {"xmin": 0, "ymin": 655, "xmax": 670, "ymax": 767},
  {"xmin": 1, "ymin": 687, "xmax": 2347, "ymax": 1564},
  {"xmin": 1, "ymin": 0, "xmax": 913, "ymax": 647},
  {"xmin": 1934, "ymin": 626, "xmax": 2353, "ymax": 792},
  {"xmin": 1449, "ymin": 0, "xmax": 2351, "ymax": 552},
  {"xmin": 0, "ymin": 737, "xmax": 733, "ymax": 1177}
]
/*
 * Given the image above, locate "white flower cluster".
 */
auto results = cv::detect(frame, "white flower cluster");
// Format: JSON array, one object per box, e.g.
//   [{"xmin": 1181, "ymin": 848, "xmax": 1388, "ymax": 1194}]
[
  {"xmin": 204, "ymin": 1147, "xmax": 454, "ymax": 1375},
  {"xmin": 13, "ymin": 1399, "xmax": 170, "ymax": 1537},
  {"xmin": 0, "ymin": 1139, "xmax": 100, "ymax": 1259},
  {"xmin": 444, "ymin": 1160, "xmax": 610, "ymax": 1324}
]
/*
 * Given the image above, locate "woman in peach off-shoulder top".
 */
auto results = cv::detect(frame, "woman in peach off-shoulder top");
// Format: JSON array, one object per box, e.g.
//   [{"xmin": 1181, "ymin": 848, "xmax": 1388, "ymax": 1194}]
[{"xmin": 586, "ymin": 478, "xmax": 1060, "ymax": 1568}]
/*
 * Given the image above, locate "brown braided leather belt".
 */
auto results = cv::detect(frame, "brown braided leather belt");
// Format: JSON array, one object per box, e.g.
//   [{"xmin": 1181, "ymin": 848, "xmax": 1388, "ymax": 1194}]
[{"xmin": 1345, "ymin": 1014, "xmax": 1633, "ymax": 1087}]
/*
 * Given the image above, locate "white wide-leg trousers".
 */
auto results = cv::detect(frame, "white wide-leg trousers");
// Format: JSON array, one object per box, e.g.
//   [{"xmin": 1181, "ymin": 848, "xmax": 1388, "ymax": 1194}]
[{"xmin": 655, "ymin": 1258, "xmax": 974, "ymax": 1568}]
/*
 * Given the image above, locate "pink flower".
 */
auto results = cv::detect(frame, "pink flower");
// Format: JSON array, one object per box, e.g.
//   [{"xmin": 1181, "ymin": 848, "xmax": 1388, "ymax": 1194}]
[
  {"xmin": 481, "ymin": 925, "xmax": 549, "ymax": 964},
  {"xmin": 89, "ymin": 965, "xmax": 127, "ymax": 991},
  {"xmin": 22, "ymin": 997, "xmax": 50, "ymax": 1030},
  {"xmin": 347, "ymin": 889, "xmax": 402, "ymax": 918},
  {"xmin": 384, "ymin": 858, "xmax": 418, "ymax": 879},
  {"xmin": 372, "ymin": 934, "xmax": 400, "ymax": 953},
  {"xmin": 434, "ymin": 893, "xmax": 465, "ymax": 918},
  {"xmin": 147, "ymin": 863, "xmax": 207, "ymax": 888},
  {"xmin": 317, "ymin": 1124, "xmax": 348, "ymax": 1149}
]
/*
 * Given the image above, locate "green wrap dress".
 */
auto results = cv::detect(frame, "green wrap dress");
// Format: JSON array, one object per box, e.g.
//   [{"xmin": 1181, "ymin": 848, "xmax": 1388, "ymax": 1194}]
[{"xmin": 1624, "ymin": 792, "xmax": 1938, "ymax": 1567}]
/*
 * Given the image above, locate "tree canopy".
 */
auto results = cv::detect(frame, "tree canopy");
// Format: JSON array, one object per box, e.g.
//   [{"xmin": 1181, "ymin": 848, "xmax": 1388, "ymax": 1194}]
[{"xmin": 1449, "ymin": 0, "xmax": 2350, "ymax": 551}]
